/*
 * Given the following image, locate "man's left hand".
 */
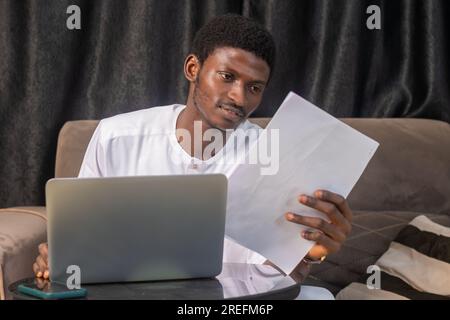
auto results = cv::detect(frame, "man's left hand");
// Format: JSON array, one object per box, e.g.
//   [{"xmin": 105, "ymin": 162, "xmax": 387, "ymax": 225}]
[{"xmin": 285, "ymin": 190, "xmax": 353, "ymax": 261}]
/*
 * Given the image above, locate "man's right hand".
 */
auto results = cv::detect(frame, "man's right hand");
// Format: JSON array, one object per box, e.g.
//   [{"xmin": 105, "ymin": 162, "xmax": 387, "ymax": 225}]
[{"xmin": 33, "ymin": 243, "xmax": 49, "ymax": 279}]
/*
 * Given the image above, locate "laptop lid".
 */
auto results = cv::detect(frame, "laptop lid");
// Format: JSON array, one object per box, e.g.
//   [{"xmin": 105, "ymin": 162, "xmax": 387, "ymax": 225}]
[{"xmin": 46, "ymin": 174, "xmax": 227, "ymax": 284}]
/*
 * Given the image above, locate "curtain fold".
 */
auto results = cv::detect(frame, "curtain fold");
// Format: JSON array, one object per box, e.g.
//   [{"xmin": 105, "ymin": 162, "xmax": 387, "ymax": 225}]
[{"xmin": 0, "ymin": 0, "xmax": 449, "ymax": 207}]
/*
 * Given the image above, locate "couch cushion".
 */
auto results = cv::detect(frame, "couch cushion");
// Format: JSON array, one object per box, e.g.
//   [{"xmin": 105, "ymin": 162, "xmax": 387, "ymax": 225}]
[
  {"xmin": 343, "ymin": 118, "xmax": 450, "ymax": 214},
  {"xmin": 55, "ymin": 120, "xmax": 99, "ymax": 178},
  {"xmin": 255, "ymin": 118, "xmax": 450, "ymax": 214},
  {"xmin": 0, "ymin": 207, "xmax": 47, "ymax": 300},
  {"xmin": 307, "ymin": 210, "xmax": 450, "ymax": 295},
  {"xmin": 336, "ymin": 215, "xmax": 450, "ymax": 299}
]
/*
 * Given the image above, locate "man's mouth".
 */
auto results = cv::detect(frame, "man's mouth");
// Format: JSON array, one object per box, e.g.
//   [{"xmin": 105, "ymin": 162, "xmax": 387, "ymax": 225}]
[{"xmin": 218, "ymin": 104, "xmax": 245, "ymax": 119}]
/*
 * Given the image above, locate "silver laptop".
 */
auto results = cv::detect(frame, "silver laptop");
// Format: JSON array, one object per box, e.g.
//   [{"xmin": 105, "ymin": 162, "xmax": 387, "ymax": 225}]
[{"xmin": 46, "ymin": 174, "xmax": 227, "ymax": 285}]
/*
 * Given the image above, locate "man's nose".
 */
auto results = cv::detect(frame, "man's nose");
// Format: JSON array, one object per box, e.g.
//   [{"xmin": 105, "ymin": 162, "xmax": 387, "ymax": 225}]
[{"xmin": 227, "ymin": 82, "xmax": 247, "ymax": 107}]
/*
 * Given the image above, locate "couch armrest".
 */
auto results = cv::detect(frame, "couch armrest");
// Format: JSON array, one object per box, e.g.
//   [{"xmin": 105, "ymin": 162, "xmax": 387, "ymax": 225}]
[{"xmin": 0, "ymin": 207, "xmax": 47, "ymax": 300}]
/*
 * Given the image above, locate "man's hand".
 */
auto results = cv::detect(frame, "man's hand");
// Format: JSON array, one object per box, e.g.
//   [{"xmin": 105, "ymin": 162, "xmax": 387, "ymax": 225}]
[
  {"xmin": 285, "ymin": 190, "xmax": 352, "ymax": 261},
  {"xmin": 33, "ymin": 243, "xmax": 50, "ymax": 279}
]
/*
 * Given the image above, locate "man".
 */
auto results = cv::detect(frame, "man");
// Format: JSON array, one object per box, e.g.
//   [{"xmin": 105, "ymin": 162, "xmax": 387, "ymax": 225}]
[{"xmin": 33, "ymin": 14, "xmax": 352, "ymax": 298}]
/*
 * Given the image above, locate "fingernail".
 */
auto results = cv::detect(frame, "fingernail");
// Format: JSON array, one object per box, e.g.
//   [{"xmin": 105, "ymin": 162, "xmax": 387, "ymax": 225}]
[
  {"xmin": 300, "ymin": 195, "xmax": 308, "ymax": 203},
  {"xmin": 302, "ymin": 231, "xmax": 308, "ymax": 238},
  {"xmin": 37, "ymin": 271, "xmax": 42, "ymax": 278},
  {"xmin": 316, "ymin": 190, "xmax": 323, "ymax": 198},
  {"xmin": 44, "ymin": 271, "xmax": 49, "ymax": 279},
  {"xmin": 286, "ymin": 213, "xmax": 293, "ymax": 220}
]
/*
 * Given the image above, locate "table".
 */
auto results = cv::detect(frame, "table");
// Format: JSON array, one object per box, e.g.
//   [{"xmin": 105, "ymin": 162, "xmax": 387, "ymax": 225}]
[{"xmin": 9, "ymin": 263, "xmax": 301, "ymax": 300}]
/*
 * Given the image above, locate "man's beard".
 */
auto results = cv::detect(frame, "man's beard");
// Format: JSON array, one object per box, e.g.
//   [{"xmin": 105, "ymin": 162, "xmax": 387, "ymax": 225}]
[{"xmin": 192, "ymin": 84, "xmax": 247, "ymax": 132}]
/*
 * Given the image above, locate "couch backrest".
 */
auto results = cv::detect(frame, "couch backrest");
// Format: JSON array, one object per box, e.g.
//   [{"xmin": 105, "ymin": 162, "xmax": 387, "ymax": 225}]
[
  {"xmin": 55, "ymin": 120, "xmax": 99, "ymax": 179},
  {"xmin": 55, "ymin": 118, "xmax": 450, "ymax": 214}
]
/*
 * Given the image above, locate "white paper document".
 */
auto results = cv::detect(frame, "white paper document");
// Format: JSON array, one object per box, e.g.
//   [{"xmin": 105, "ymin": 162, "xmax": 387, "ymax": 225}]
[{"xmin": 225, "ymin": 92, "xmax": 379, "ymax": 275}]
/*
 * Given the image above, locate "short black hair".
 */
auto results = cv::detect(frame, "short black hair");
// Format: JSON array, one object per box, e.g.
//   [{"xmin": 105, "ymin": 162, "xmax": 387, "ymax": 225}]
[{"xmin": 191, "ymin": 14, "xmax": 276, "ymax": 73}]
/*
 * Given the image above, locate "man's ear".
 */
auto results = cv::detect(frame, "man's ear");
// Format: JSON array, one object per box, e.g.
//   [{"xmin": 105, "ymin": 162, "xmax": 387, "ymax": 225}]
[{"xmin": 184, "ymin": 54, "xmax": 201, "ymax": 82}]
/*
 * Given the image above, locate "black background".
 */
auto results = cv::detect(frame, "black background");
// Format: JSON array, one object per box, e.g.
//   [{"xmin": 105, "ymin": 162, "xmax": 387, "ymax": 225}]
[{"xmin": 1, "ymin": 0, "xmax": 449, "ymax": 207}]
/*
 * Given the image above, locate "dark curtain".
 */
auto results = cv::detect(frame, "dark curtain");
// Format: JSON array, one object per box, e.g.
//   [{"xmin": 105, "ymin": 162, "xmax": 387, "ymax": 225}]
[{"xmin": 0, "ymin": 0, "xmax": 449, "ymax": 207}]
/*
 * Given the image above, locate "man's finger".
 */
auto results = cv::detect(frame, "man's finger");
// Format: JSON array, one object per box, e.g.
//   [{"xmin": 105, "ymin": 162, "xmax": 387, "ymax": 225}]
[
  {"xmin": 285, "ymin": 213, "xmax": 346, "ymax": 243},
  {"xmin": 33, "ymin": 262, "xmax": 41, "ymax": 277},
  {"xmin": 36, "ymin": 255, "xmax": 48, "ymax": 271},
  {"xmin": 315, "ymin": 190, "xmax": 353, "ymax": 222},
  {"xmin": 38, "ymin": 243, "xmax": 48, "ymax": 260},
  {"xmin": 302, "ymin": 231, "xmax": 341, "ymax": 254},
  {"xmin": 298, "ymin": 195, "xmax": 349, "ymax": 229}
]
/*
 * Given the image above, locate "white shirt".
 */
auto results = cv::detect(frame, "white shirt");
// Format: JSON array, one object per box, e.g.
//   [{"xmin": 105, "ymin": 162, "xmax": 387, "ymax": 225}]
[{"xmin": 78, "ymin": 104, "xmax": 267, "ymax": 265}]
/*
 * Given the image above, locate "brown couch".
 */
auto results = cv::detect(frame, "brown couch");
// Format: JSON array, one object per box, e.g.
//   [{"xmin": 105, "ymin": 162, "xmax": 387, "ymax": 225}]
[{"xmin": 1, "ymin": 118, "xmax": 449, "ymax": 299}]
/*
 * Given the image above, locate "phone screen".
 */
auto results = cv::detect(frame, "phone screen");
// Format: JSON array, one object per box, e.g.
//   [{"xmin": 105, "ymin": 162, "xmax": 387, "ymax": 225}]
[{"xmin": 18, "ymin": 279, "xmax": 87, "ymax": 299}]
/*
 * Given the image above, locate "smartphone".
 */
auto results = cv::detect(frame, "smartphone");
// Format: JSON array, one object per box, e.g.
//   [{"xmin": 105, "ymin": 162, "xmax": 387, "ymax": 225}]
[{"xmin": 18, "ymin": 278, "xmax": 87, "ymax": 299}]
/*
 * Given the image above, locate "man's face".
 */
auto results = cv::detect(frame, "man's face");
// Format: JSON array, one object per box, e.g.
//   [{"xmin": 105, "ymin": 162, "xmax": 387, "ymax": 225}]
[{"xmin": 187, "ymin": 47, "xmax": 271, "ymax": 130}]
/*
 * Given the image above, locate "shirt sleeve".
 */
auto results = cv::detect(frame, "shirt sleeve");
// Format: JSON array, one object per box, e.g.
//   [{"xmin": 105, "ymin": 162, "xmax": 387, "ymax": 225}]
[
  {"xmin": 78, "ymin": 121, "xmax": 107, "ymax": 178},
  {"xmin": 223, "ymin": 236, "xmax": 267, "ymax": 264}
]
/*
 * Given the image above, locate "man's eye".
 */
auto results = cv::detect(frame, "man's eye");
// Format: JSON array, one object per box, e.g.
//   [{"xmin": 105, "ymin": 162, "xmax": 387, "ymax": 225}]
[
  {"xmin": 219, "ymin": 72, "xmax": 233, "ymax": 81},
  {"xmin": 249, "ymin": 85, "xmax": 262, "ymax": 94}
]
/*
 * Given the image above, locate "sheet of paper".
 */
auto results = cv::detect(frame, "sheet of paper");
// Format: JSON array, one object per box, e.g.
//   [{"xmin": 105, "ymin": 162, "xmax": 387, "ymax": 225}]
[{"xmin": 225, "ymin": 92, "xmax": 379, "ymax": 275}]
